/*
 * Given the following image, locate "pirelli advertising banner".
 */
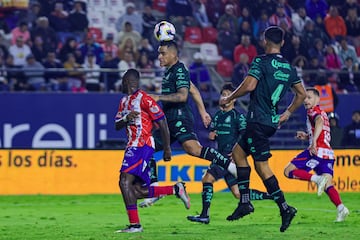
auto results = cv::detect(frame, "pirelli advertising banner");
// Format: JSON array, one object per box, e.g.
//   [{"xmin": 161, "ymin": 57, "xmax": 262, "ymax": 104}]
[{"xmin": 0, "ymin": 149, "xmax": 359, "ymax": 195}]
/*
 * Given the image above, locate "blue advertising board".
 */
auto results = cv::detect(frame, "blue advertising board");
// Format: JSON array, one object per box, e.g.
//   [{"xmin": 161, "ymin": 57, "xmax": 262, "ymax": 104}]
[{"xmin": 0, "ymin": 93, "xmax": 126, "ymax": 149}]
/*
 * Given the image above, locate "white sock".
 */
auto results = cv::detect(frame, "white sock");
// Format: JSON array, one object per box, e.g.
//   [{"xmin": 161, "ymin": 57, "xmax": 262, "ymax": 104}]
[
  {"xmin": 227, "ymin": 162, "xmax": 237, "ymax": 178},
  {"xmin": 337, "ymin": 204, "xmax": 344, "ymax": 211},
  {"xmin": 310, "ymin": 175, "xmax": 321, "ymax": 183}
]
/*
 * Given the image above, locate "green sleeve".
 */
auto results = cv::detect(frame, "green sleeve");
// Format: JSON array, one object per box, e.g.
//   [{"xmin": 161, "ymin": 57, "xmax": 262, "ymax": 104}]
[{"xmin": 175, "ymin": 66, "xmax": 190, "ymax": 89}]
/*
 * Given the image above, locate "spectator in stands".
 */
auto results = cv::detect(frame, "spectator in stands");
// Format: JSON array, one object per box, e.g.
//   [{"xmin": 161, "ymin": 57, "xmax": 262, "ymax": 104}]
[
  {"xmin": 142, "ymin": 5, "xmax": 157, "ymax": 42},
  {"xmin": 0, "ymin": 34, "xmax": 9, "ymax": 61},
  {"xmin": 231, "ymin": 53, "xmax": 249, "ymax": 87},
  {"xmin": 77, "ymin": 34, "xmax": 104, "ymax": 65},
  {"xmin": 138, "ymin": 38, "xmax": 157, "ymax": 62},
  {"xmin": 204, "ymin": 0, "xmax": 225, "ymax": 27},
  {"xmin": 63, "ymin": 53, "xmax": 85, "ymax": 92},
  {"xmin": 304, "ymin": 57, "xmax": 327, "ymax": 87},
  {"xmin": 217, "ymin": 4, "xmax": 238, "ymax": 35},
  {"xmin": 166, "ymin": 0, "xmax": 194, "ymax": 24},
  {"xmin": 23, "ymin": 54, "xmax": 46, "ymax": 91},
  {"xmin": 279, "ymin": 18, "xmax": 296, "ymax": 62},
  {"xmin": 189, "ymin": 52, "xmax": 211, "ymax": 92},
  {"xmin": 345, "ymin": 7, "xmax": 360, "ymax": 45},
  {"xmin": 137, "ymin": 52, "xmax": 156, "ymax": 91},
  {"xmin": 217, "ymin": 21, "xmax": 238, "ymax": 61},
  {"xmin": 48, "ymin": 2, "xmax": 71, "ymax": 44},
  {"xmin": 269, "ymin": 4, "xmax": 293, "ymax": 30},
  {"xmin": 314, "ymin": 74, "xmax": 339, "ymax": 114},
  {"xmin": 31, "ymin": 17, "xmax": 58, "ymax": 50},
  {"xmin": 118, "ymin": 21, "xmax": 142, "ymax": 48},
  {"xmin": 238, "ymin": 6, "xmax": 255, "ymax": 31},
  {"xmin": 292, "ymin": 55, "xmax": 308, "ymax": 82},
  {"xmin": 192, "ymin": 0, "xmax": 212, "ymax": 28},
  {"xmin": 118, "ymin": 50, "xmax": 136, "ymax": 76},
  {"xmin": 283, "ymin": 35, "xmax": 307, "ymax": 64},
  {"xmin": 233, "ymin": 35, "xmax": 257, "ymax": 64},
  {"xmin": 328, "ymin": 112, "xmax": 344, "ymax": 148},
  {"xmin": 11, "ymin": 21, "xmax": 31, "ymax": 46},
  {"xmin": 238, "ymin": 20, "xmax": 255, "ymax": 42},
  {"xmin": 305, "ymin": 0, "xmax": 328, "ymax": 21},
  {"xmin": 6, "ymin": 54, "xmax": 25, "ymax": 91},
  {"xmin": 291, "ymin": 6, "xmax": 311, "ymax": 37},
  {"xmin": 101, "ymin": 33, "xmax": 119, "ymax": 60},
  {"xmin": 325, "ymin": 45, "xmax": 342, "ymax": 70},
  {"xmin": 43, "ymin": 51, "xmax": 68, "ymax": 91},
  {"xmin": 82, "ymin": 53, "xmax": 102, "ymax": 92},
  {"xmin": 301, "ymin": 19, "xmax": 330, "ymax": 54},
  {"xmin": 308, "ymin": 38, "xmax": 326, "ymax": 67},
  {"xmin": 342, "ymin": 110, "xmax": 360, "ymax": 148},
  {"xmin": 338, "ymin": 57, "xmax": 360, "ymax": 92},
  {"xmin": 340, "ymin": 0, "xmax": 360, "ymax": 18},
  {"xmin": 9, "ymin": 36, "xmax": 32, "ymax": 67},
  {"xmin": 68, "ymin": 0, "xmax": 89, "ymax": 43},
  {"xmin": 31, "ymin": 36, "xmax": 50, "ymax": 63},
  {"xmin": 324, "ymin": 5, "xmax": 347, "ymax": 41},
  {"xmin": 338, "ymin": 37, "xmax": 359, "ymax": 68},
  {"xmin": 119, "ymin": 36, "xmax": 139, "ymax": 63},
  {"xmin": 100, "ymin": 51, "xmax": 120, "ymax": 92},
  {"xmin": 253, "ymin": 10, "xmax": 270, "ymax": 41},
  {"xmin": 116, "ymin": 2, "xmax": 143, "ymax": 35},
  {"xmin": 58, "ymin": 37, "xmax": 81, "ymax": 63},
  {"xmin": 254, "ymin": 0, "xmax": 276, "ymax": 19},
  {"xmin": 18, "ymin": 1, "xmax": 41, "ymax": 29}
]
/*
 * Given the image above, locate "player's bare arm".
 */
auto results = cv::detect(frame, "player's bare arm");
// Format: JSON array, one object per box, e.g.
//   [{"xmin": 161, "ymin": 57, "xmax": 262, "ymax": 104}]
[
  {"xmin": 279, "ymin": 82, "xmax": 306, "ymax": 125},
  {"xmin": 156, "ymin": 87, "xmax": 189, "ymax": 103},
  {"xmin": 220, "ymin": 76, "xmax": 257, "ymax": 105},
  {"xmin": 115, "ymin": 111, "xmax": 140, "ymax": 130},
  {"xmin": 157, "ymin": 118, "xmax": 172, "ymax": 161},
  {"xmin": 189, "ymin": 81, "xmax": 211, "ymax": 127}
]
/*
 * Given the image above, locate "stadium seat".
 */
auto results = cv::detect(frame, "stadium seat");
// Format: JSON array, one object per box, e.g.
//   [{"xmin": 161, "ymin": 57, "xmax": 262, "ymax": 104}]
[
  {"xmin": 202, "ymin": 27, "xmax": 218, "ymax": 43},
  {"xmin": 200, "ymin": 43, "xmax": 222, "ymax": 65},
  {"xmin": 216, "ymin": 58, "xmax": 234, "ymax": 78},
  {"xmin": 184, "ymin": 26, "xmax": 203, "ymax": 44},
  {"xmin": 88, "ymin": 27, "xmax": 104, "ymax": 43},
  {"xmin": 107, "ymin": 0, "xmax": 125, "ymax": 14},
  {"xmin": 152, "ymin": 0, "xmax": 168, "ymax": 13},
  {"xmin": 104, "ymin": 10, "xmax": 120, "ymax": 28}
]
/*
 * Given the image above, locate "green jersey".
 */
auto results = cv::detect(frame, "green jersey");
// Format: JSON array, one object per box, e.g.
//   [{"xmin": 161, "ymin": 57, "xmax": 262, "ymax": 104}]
[
  {"xmin": 161, "ymin": 61, "xmax": 192, "ymax": 121},
  {"xmin": 247, "ymin": 53, "xmax": 301, "ymax": 128},
  {"xmin": 210, "ymin": 109, "xmax": 247, "ymax": 155}
]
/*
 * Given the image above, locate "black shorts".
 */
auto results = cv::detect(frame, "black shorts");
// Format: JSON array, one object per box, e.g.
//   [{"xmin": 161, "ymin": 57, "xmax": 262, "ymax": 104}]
[
  {"xmin": 237, "ymin": 122, "xmax": 276, "ymax": 161},
  {"xmin": 153, "ymin": 117, "xmax": 198, "ymax": 151},
  {"xmin": 207, "ymin": 164, "xmax": 237, "ymax": 187}
]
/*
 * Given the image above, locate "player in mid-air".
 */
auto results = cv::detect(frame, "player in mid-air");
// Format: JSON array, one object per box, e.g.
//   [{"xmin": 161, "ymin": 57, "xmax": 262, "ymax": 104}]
[
  {"xmin": 220, "ymin": 26, "xmax": 307, "ymax": 232},
  {"xmin": 187, "ymin": 83, "xmax": 273, "ymax": 224},
  {"xmin": 284, "ymin": 88, "xmax": 349, "ymax": 222},
  {"xmin": 148, "ymin": 39, "xmax": 237, "ymax": 176},
  {"xmin": 114, "ymin": 69, "xmax": 190, "ymax": 233}
]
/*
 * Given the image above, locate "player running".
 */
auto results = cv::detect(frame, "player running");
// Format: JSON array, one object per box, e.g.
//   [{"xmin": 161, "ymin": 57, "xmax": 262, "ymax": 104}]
[
  {"xmin": 114, "ymin": 69, "xmax": 190, "ymax": 233},
  {"xmin": 187, "ymin": 83, "xmax": 273, "ymax": 224},
  {"xmin": 284, "ymin": 87, "xmax": 349, "ymax": 222},
  {"xmin": 220, "ymin": 26, "xmax": 307, "ymax": 232}
]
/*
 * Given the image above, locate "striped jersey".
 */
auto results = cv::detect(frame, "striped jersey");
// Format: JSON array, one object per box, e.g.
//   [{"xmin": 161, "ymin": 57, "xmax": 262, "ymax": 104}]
[
  {"xmin": 306, "ymin": 105, "xmax": 334, "ymax": 159},
  {"xmin": 115, "ymin": 89, "xmax": 165, "ymax": 148}
]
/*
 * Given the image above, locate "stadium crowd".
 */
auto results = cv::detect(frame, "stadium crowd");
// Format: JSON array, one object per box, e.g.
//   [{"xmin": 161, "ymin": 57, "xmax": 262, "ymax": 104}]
[{"xmin": 0, "ymin": 0, "xmax": 360, "ymax": 94}]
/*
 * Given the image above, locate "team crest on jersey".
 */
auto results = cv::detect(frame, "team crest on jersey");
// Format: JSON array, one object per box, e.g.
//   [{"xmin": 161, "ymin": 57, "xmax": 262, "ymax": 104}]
[
  {"xmin": 225, "ymin": 116, "xmax": 231, "ymax": 123},
  {"xmin": 306, "ymin": 159, "xmax": 319, "ymax": 169},
  {"xmin": 125, "ymin": 148, "xmax": 135, "ymax": 157},
  {"xmin": 150, "ymin": 105, "xmax": 160, "ymax": 113}
]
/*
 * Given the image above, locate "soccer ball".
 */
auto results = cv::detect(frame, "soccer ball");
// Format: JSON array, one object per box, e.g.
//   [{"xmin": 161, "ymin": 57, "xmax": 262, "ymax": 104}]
[{"xmin": 153, "ymin": 21, "xmax": 176, "ymax": 42}]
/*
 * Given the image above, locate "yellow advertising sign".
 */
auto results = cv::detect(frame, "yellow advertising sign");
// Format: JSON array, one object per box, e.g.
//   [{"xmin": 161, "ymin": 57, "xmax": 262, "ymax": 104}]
[{"xmin": 0, "ymin": 149, "xmax": 359, "ymax": 195}]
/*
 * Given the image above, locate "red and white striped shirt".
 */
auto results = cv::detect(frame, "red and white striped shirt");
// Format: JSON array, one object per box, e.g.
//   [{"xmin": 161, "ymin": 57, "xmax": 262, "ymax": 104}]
[
  {"xmin": 115, "ymin": 89, "xmax": 164, "ymax": 148},
  {"xmin": 307, "ymin": 105, "xmax": 334, "ymax": 159}
]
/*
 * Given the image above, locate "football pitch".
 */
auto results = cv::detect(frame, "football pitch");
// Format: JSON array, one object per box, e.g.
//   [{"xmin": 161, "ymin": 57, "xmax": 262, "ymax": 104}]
[{"xmin": 1, "ymin": 192, "xmax": 359, "ymax": 240}]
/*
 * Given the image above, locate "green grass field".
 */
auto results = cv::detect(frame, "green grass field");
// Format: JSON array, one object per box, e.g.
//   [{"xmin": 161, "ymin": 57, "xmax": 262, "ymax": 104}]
[{"xmin": 1, "ymin": 192, "xmax": 359, "ymax": 240}]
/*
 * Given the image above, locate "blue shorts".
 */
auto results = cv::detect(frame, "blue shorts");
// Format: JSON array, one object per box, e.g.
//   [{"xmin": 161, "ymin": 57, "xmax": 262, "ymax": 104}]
[
  {"xmin": 290, "ymin": 149, "xmax": 335, "ymax": 176},
  {"xmin": 120, "ymin": 145, "xmax": 155, "ymax": 186}
]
